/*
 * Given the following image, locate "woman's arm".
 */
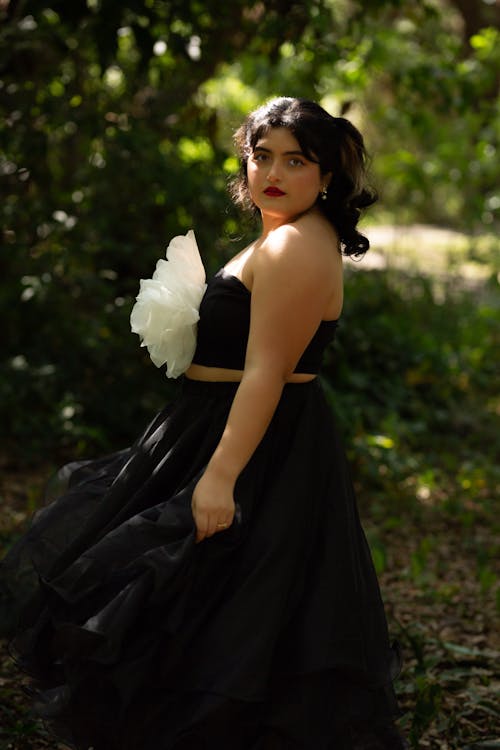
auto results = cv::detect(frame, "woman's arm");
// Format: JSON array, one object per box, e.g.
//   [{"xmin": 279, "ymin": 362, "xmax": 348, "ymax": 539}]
[{"xmin": 191, "ymin": 220, "xmax": 341, "ymax": 542}]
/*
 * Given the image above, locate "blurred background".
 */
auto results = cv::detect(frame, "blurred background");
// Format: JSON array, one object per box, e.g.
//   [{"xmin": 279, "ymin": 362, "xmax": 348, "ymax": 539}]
[{"xmin": 0, "ymin": 1, "xmax": 499, "ymax": 747}]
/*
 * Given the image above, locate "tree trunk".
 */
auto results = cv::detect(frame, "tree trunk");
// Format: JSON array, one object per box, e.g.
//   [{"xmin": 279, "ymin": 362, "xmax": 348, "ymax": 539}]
[{"xmin": 447, "ymin": 0, "xmax": 500, "ymax": 43}]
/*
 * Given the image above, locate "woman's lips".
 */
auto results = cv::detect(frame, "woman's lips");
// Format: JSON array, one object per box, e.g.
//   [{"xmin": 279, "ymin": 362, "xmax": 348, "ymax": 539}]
[{"xmin": 264, "ymin": 187, "xmax": 286, "ymax": 196}]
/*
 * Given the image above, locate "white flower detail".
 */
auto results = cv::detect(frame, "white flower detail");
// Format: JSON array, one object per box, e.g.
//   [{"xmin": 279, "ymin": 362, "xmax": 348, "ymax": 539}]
[{"xmin": 130, "ymin": 230, "xmax": 206, "ymax": 378}]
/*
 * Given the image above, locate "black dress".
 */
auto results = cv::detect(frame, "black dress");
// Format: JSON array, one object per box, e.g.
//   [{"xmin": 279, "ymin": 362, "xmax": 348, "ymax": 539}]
[{"xmin": 0, "ymin": 270, "xmax": 404, "ymax": 749}]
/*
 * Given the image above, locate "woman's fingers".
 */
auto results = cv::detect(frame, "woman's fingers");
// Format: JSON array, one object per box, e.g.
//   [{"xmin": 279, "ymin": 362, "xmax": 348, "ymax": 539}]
[
  {"xmin": 206, "ymin": 513, "xmax": 234, "ymax": 538},
  {"xmin": 194, "ymin": 510, "xmax": 209, "ymax": 543},
  {"xmin": 194, "ymin": 512, "xmax": 234, "ymax": 542},
  {"xmin": 191, "ymin": 471, "xmax": 236, "ymax": 542}
]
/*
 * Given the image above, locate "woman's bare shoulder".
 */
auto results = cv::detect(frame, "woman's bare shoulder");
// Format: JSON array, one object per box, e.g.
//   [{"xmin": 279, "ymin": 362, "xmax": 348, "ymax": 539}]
[{"xmin": 256, "ymin": 214, "xmax": 340, "ymax": 280}]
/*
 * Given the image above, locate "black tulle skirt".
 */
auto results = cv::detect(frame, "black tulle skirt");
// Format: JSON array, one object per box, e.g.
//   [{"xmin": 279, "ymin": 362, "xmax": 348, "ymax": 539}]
[{"xmin": 0, "ymin": 377, "xmax": 404, "ymax": 750}]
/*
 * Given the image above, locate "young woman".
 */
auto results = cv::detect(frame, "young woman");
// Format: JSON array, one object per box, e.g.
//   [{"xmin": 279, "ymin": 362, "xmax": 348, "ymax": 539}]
[{"xmin": 0, "ymin": 98, "xmax": 406, "ymax": 749}]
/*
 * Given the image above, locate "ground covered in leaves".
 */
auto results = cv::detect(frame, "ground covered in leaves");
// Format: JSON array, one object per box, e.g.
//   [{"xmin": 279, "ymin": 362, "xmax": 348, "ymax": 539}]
[
  {"xmin": 366, "ymin": 509, "xmax": 499, "ymax": 748},
  {"xmin": 0, "ymin": 461, "xmax": 498, "ymax": 750}
]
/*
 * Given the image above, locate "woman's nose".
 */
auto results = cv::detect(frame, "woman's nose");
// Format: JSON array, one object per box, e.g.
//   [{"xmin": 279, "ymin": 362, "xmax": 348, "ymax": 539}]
[{"xmin": 266, "ymin": 159, "xmax": 282, "ymax": 182}]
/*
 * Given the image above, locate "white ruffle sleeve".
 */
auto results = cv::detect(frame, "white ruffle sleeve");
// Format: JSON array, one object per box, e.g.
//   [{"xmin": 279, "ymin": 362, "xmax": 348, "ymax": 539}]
[{"xmin": 130, "ymin": 230, "xmax": 207, "ymax": 378}]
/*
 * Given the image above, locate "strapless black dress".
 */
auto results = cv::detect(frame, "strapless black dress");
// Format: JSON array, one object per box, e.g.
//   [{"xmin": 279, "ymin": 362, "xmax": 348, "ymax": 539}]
[{"xmin": 0, "ymin": 273, "xmax": 404, "ymax": 750}]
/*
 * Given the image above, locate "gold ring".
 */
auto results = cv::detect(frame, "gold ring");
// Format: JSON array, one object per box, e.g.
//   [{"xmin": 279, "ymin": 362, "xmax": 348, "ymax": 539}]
[{"xmin": 216, "ymin": 522, "xmax": 228, "ymax": 528}]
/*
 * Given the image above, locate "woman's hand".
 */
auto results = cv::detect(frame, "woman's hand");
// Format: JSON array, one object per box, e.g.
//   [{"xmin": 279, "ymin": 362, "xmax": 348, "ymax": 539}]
[{"xmin": 191, "ymin": 468, "xmax": 236, "ymax": 543}]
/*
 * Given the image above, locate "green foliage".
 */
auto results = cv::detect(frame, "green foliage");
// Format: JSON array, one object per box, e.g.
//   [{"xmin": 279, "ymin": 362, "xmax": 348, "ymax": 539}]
[
  {"xmin": 364, "ymin": 20, "xmax": 499, "ymax": 231},
  {"xmin": 200, "ymin": 2, "xmax": 499, "ymax": 231},
  {"xmin": 322, "ymin": 266, "xmax": 499, "ymax": 518}
]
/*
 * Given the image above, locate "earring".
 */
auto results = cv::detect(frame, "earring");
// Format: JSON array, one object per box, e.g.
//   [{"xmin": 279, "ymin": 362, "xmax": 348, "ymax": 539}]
[{"xmin": 321, "ymin": 186, "xmax": 328, "ymax": 201}]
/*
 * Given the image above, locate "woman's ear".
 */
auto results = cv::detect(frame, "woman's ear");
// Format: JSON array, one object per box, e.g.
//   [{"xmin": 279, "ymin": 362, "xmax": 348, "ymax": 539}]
[{"xmin": 322, "ymin": 171, "xmax": 332, "ymax": 190}]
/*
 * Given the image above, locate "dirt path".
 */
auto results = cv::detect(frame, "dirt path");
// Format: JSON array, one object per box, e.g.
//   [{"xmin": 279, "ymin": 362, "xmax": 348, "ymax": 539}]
[{"xmin": 349, "ymin": 223, "xmax": 495, "ymax": 282}]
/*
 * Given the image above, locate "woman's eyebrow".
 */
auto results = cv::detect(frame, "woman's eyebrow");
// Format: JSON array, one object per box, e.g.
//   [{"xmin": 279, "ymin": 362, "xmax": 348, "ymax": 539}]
[{"xmin": 253, "ymin": 146, "xmax": 306, "ymax": 156}]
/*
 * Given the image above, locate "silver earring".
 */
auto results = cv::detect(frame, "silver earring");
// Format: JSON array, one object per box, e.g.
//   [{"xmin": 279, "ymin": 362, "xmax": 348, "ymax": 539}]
[{"xmin": 321, "ymin": 186, "xmax": 328, "ymax": 201}]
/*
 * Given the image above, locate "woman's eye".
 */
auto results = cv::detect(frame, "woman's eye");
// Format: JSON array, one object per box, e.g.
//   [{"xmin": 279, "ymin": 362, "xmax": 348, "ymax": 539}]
[
  {"xmin": 253, "ymin": 153, "xmax": 268, "ymax": 162},
  {"xmin": 289, "ymin": 158, "xmax": 304, "ymax": 167}
]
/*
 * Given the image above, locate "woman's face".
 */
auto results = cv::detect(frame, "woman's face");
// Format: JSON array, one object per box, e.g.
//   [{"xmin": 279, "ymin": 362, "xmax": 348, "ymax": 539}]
[{"xmin": 246, "ymin": 127, "xmax": 328, "ymax": 226}]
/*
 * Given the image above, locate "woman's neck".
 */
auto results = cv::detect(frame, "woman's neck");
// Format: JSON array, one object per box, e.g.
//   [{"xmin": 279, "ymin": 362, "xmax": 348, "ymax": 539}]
[{"xmin": 259, "ymin": 205, "xmax": 322, "ymax": 237}]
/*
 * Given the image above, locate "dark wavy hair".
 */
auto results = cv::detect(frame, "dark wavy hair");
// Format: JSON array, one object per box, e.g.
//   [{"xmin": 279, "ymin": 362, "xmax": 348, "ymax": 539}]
[{"xmin": 231, "ymin": 97, "xmax": 377, "ymax": 257}]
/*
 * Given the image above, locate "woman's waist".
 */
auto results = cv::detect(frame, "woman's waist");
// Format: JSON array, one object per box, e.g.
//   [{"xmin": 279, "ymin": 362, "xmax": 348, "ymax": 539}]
[
  {"xmin": 185, "ymin": 363, "xmax": 317, "ymax": 384},
  {"xmin": 181, "ymin": 372, "xmax": 321, "ymax": 402}
]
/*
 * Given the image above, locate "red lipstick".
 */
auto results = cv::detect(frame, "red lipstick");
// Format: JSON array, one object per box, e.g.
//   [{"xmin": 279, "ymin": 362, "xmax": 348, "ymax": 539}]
[{"xmin": 264, "ymin": 187, "xmax": 286, "ymax": 196}]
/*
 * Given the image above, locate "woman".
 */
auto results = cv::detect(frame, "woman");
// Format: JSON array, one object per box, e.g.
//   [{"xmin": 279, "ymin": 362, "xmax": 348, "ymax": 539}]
[{"xmin": 0, "ymin": 98, "xmax": 406, "ymax": 749}]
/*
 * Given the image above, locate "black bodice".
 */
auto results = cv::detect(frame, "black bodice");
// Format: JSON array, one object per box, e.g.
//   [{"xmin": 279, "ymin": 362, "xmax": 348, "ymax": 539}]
[{"xmin": 192, "ymin": 268, "xmax": 338, "ymax": 373}]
